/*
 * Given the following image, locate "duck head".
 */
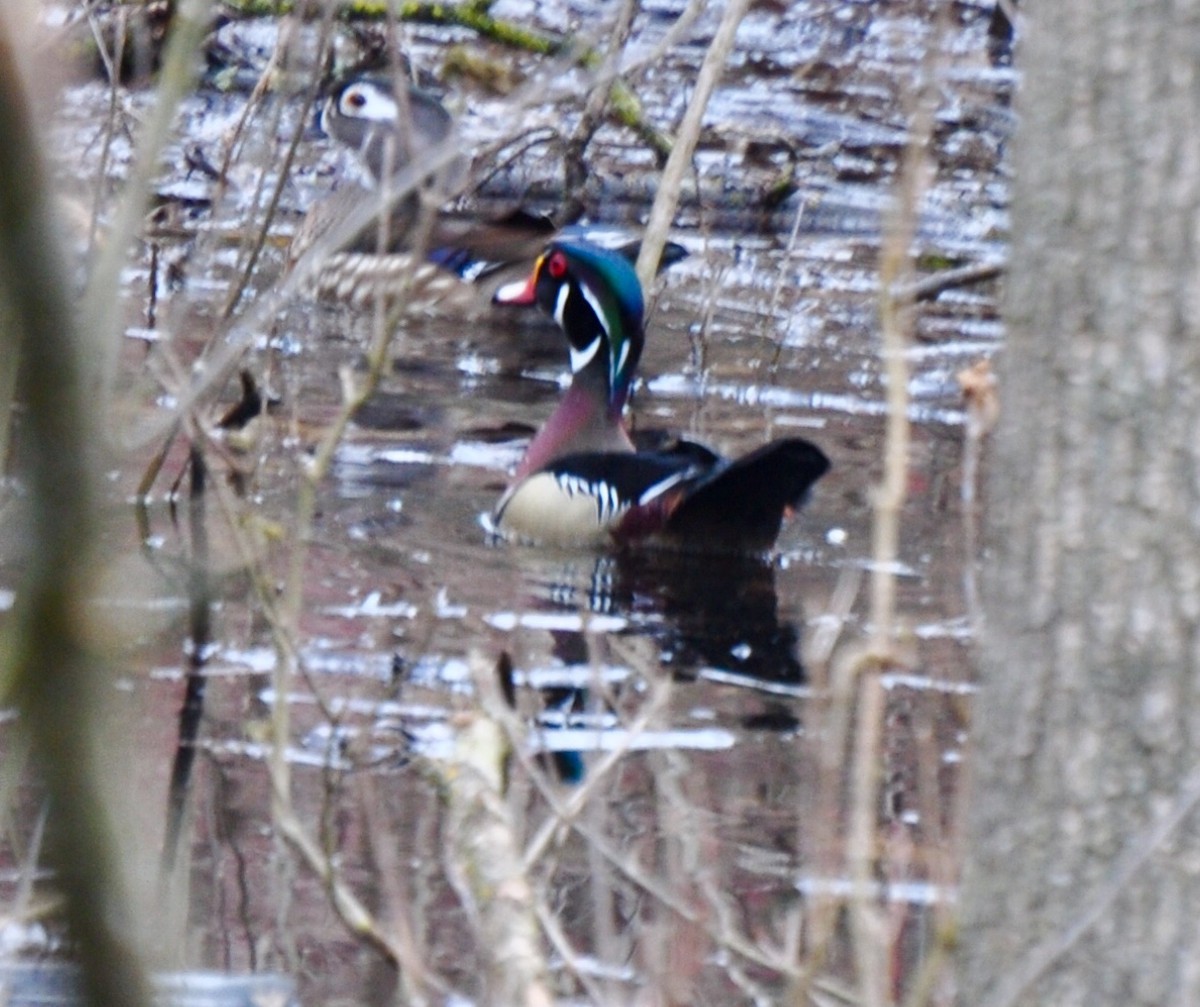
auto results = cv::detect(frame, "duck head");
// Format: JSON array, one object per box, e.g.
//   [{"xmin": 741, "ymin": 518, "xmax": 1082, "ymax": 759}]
[
  {"xmin": 320, "ymin": 74, "xmax": 454, "ymax": 181},
  {"xmin": 495, "ymin": 239, "xmax": 645, "ymax": 420}
]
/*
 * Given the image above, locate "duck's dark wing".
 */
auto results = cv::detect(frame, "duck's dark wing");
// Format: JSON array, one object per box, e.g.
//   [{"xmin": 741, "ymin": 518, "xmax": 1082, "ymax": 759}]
[
  {"xmin": 430, "ymin": 215, "xmax": 689, "ymax": 286},
  {"xmin": 428, "ymin": 208, "xmax": 557, "ymax": 281}
]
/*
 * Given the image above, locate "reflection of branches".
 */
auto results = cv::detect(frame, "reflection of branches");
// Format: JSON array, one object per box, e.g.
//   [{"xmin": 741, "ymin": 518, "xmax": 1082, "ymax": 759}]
[
  {"xmin": 356, "ymin": 771, "xmax": 450, "ymax": 1002},
  {"xmin": 494, "ymin": 630, "xmax": 836, "ymax": 993},
  {"xmin": 81, "ymin": 0, "xmax": 210, "ymax": 429}
]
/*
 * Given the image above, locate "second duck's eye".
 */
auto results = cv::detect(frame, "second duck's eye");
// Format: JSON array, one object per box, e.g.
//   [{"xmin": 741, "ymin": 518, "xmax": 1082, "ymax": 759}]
[
  {"xmin": 343, "ymin": 87, "xmax": 367, "ymax": 112},
  {"xmin": 546, "ymin": 251, "xmax": 568, "ymax": 279}
]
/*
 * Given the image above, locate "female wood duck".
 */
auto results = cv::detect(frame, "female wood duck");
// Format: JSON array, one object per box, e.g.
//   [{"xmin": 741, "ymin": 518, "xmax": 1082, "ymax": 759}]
[
  {"xmin": 289, "ymin": 73, "xmax": 541, "ymax": 308},
  {"xmin": 490, "ymin": 239, "xmax": 830, "ymax": 551},
  {"xmin": 317, "ymin": 73, "xmax": 457, "ymax": 183},
  {"xmin": 290, "ymin": 74, "xmax": 685, "ymax": 309}
]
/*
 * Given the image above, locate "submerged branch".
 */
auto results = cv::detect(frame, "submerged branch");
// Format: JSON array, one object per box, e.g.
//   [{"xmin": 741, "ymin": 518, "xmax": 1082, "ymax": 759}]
[
  {"xmin": 904, "ymin": 260, "xmax": 1004, "ymax": 303},
  {"xmin": 220, "ymin": 0, "xmax": 565, "ymax": 54},
  {"xmin": 215, "ymin": 0, "xmax": 672, "ymax": 162}
]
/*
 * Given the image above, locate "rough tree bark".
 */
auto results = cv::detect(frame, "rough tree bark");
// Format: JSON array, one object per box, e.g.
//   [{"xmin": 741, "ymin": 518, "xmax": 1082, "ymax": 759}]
[{"xmin": 960, "ymin": 3, "xmax": 1200, "ymax": 1005}]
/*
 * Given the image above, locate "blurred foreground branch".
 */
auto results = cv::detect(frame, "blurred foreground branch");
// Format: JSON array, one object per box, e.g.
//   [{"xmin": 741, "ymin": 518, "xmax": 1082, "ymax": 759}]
[
  {"xmin": 0, "ymin": 20, "xmax": 150, "ymax": 1007},
  {"xmin": 439, "ymin": 654, "xmax": 552, "ymax": 1007}
]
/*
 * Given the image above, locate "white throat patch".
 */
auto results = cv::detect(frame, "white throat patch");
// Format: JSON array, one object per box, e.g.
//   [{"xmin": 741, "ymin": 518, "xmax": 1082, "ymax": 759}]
[
  {"xmin": 570, "ymin": 336, "xmax": 602, "ymax": 374},
  {"xmin": 553, "ymin": 284, "xmax": 571, "ymax": 328}
]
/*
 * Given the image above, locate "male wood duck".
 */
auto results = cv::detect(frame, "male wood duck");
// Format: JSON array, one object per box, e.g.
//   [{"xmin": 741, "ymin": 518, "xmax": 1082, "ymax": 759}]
[
  {"xmin": 490, "ymin": 239, "xmax": 830, "ymax": 551},
  {"xmin": 290, "ymin": 73, "xmax": 685, "ymax": 310}
]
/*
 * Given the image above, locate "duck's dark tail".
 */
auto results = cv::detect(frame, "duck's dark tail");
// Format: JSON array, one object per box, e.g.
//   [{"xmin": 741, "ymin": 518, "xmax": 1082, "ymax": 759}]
[{"xmin": 665, "ymin": 438, "xmax": 830, "ymax": 551}]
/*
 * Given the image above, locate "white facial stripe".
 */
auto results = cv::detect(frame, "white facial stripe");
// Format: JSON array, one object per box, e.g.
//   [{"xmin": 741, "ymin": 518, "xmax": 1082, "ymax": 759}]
[
  {"xmin": 569, "ymin": 337, "xmax": 602, "ymax": 374},
  {"xmin": 553, "ymin": 284, "xmax": 571, "ymax": 328},
  {"xmin": 341, "ymin": 84, "xmax": 398, "ymax": 123},
  {"xmin": 613, "ymin": 337, "xmax": 630, "ymax": 385}
]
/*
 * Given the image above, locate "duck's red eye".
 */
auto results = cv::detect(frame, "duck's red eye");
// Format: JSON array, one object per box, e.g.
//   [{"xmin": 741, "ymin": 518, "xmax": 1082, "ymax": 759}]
[
  {"xmin": 345, "ymin": 88, "xmax": 367, "ymax": 110},
  {"xmin": 546, "ymin": 251, "xmax": 568, "ymax": 280}
]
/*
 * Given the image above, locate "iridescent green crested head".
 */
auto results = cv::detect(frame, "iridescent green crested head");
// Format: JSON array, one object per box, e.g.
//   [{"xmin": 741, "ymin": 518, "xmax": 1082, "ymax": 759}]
[
  {"xmin": 500, "ymin": 239, "xmax": 646, "ymax": 413},
  {"xmin": 549, "ymin": 239, "xmax": 645, "ymax": 337}
]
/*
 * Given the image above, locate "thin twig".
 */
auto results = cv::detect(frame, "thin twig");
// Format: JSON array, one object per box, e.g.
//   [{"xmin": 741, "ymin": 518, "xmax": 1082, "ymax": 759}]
[
  {"xmin": 851, "ymin": 11, "xmax": 947, "ymax": 1004},
  {"xmin": 847, "ymin": 663, "xmax": 889, "ymax": 1007},
  {"xmin": 561, "ymin": 0, "xmax": 640, "ymax": 220},
  {"xmin": 958, "ymin": 359, "xmax": 997, "ymax": 638},
  {"xmin": 767, "ymin": 195, "xmax": 810, "ymax": 375},
  {"xmin": 218, "ymin": 8, "xmax": 338, "ymax": 320},
  {"xmin": 789, "ymin": 567, "xmax": 863, "ymax": 1004},
  {"xmin": 86, "ymin": 8, "xmax": 125, "ymax": 256},
  {"xmin": 869, "ymin": 15, "xmax": 941, "ymax": 655},
  {"xmin": 634, "ymin": 0, "xmax": 753, "ymax": 292}
]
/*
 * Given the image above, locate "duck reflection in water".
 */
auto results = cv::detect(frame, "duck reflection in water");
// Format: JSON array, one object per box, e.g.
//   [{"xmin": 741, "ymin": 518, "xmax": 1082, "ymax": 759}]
[
  {"xmin": 504, "ymin": 549, "xmax": 805, "ymax": 782},
  {"xmin": 548, "ymin": 549, "xmax": 806, "ymax": 685}
]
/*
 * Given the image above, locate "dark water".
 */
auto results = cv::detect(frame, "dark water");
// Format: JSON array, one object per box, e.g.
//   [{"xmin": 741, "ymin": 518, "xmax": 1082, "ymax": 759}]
[{"xmin": 1, "ymin": 1, "xmax": 1008, "ymax": 1002}]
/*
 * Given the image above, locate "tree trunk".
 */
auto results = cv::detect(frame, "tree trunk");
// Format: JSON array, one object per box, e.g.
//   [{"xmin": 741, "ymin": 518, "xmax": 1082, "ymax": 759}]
[{"xmin": 960, "ymin": 3, "xmax": 1200, "ymax": 1005}]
